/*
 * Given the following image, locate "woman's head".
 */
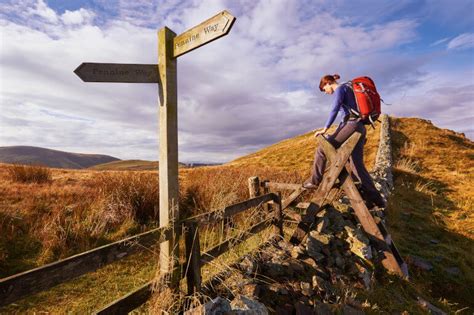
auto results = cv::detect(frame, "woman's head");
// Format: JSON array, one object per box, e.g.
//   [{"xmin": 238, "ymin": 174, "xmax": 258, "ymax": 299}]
[{"xmin": 319, "ymin": 74, "xmax": 340, "ymax": 94}]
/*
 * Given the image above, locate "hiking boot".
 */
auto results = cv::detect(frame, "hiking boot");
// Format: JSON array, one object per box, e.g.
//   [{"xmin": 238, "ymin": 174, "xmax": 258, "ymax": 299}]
[{"xmin": 302, "ymin": 182, "xmax": 318, "ymax": 190}]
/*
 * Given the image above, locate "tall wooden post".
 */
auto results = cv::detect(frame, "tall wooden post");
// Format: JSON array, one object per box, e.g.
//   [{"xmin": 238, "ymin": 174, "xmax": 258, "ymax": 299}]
[
  {"xmin": 158, "ymin": 26, "xmax": 180, "ymax": 286},
  {"xmin": 248, "ymin": 176, "xmax": 260, "ymax": 198}
]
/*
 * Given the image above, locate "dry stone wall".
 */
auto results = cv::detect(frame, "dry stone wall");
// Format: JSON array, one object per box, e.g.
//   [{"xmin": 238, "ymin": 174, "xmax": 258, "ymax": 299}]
[{"xmin": 371, "ymin": 114, "xmax": 394, "ymax": 205}]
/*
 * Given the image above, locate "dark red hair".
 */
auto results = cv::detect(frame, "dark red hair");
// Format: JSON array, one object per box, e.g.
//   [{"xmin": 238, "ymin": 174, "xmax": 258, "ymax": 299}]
[{"xmin": 319, "ymin": 74, "xmax": 340, "ymax": 91}]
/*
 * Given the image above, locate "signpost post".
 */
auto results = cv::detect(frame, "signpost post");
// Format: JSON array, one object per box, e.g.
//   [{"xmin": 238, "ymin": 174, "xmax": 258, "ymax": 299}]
[{"xmin": 74, "ymin": 10, "xmax": 236, "ymax": 289}]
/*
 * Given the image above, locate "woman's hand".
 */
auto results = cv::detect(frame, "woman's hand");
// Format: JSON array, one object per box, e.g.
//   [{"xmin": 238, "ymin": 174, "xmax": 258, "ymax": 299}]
[{"xmin": 314, "ymin": 128, "xmax": 328, "ymax": 138}]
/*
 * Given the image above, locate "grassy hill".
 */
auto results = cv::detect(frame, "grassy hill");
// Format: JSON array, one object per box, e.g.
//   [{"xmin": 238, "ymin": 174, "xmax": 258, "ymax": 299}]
[
  {"xmin": 89, "ymin": 159, "xmax": 189, "ymax": 171},
  {"xmin": 384, "ymin": 117, "xmax": 473, "ymax": 309},
  {"xmin": 0, "ymin": 117, "xmax": 472, "ymax": 313},
  {"xmin": 0, "ymin": 146, "xmax": 119, "ymax": 169},
  {"xmin": 228, "ymin": 123, "xmax": 380, "ymax": 173}
]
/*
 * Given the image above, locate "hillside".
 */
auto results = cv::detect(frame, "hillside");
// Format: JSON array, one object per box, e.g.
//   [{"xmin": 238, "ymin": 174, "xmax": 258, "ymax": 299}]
[
  {"xmin": 89, "ymin": 159, "xmax": 189, "ymax": 171},
  {"xmin": 0, "ymin": 146, "xmax": 119, "ymax": 169},
  {"xmin": 385, "ymin": 117, "xmax": 473, "ymax": 309},
  {"xmin": 0, "ymin": 117, "xmax": 473, "ymax": 313},
  {"xmin": 228, "ymin": 123, "xmax": 380, "ymax": 173}
]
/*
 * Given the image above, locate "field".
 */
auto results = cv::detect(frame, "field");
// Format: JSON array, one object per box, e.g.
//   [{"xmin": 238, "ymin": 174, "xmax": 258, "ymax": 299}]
[{"xmin": 0, "ymin": 117, "xmax": 473, "ymax": 313}]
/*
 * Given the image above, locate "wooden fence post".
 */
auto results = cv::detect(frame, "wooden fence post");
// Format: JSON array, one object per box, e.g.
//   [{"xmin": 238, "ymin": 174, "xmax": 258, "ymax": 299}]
[
  {"xmin": 261, "ymin": 180, "xmax": 271, "ymax": 214},
  {"xmin": 248, "ymin": 176, "xmax": 260, "ymax": 198},
  {"xmin": 158, "ymin": 26, "xmax": 180, "ymax": 288},
  {"xmin": 274, "ymin": 192, "xmax": 284, "ymax": 237},
  {"xmin": 184, "ymin": 221, "xmax": 201, "ymax": 294}
]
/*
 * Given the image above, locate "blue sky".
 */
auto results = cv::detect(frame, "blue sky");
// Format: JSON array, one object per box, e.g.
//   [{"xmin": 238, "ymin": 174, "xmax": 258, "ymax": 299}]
[{"xmin": 0, "ymin": 0, "xmax": 473, "ymax": 162}]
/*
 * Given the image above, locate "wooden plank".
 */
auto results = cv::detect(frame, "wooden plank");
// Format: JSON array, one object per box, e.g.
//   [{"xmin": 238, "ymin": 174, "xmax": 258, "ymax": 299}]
[
  {"xmin": 340, "ymin": 172, "xmax": 404, "ymax": 276},
  {"xmin": 376, "ymin": 219, "xmax": 409, "ymax": 278},
  {"xmin": 200, "ymin": 218, "xmax": 273, "ymax": 265},
  {"xmin": 282, "ymin": 187, "xmax": 306, "ymax": 210},
  {"xmin": 73, "ymin": 63, "xmax": 159, "ymax": 83},
  {"xmin": 312, "ymin": 132, "xmax": 361, "ymax": 202},
  {"xmin": 96, "ymin": 281, "xmax": 153, "ymax": 315},
  {"xmin": 289, "ymin": 202, "xmax": 321, "ymax": 244},
  {"xmin": 181, "ymin": 193, "xmax": 276, "ymax": 224},
  {"xmin": 0, "ymin": 226, "xmax": 171, "ymax": 307},
  {"xmin": 224, "ymin": 193, "xmax": 275, "ymax": 218},
  {"xmin": 325, "ymin": 187, "xmax": 342, "ymax": 206},
  {"xmin": 284, "ymin": 209, "xmax": 302, "ymax": 222},
  {"xmin": 158, "ymin": 26, "xmax": 181, "ymax": 287},
  {"xmin": 265, "ymin": 182, "xmax": 302, "ymax": 191},
  {"xmin": 320, "ymin": 139, "xmax": 405, "ymax": 277},
  {"xmin": 173, "ymin": 10, "xmax": 236, "ymax": 58},
  {"xmin": 289, "ymin": 134, "xmax": 360, "ymax": 245},
  {"xmin": 97, "ymin": 216, "xmax": 275, "ymax": 314},
  {"xmin": 295, "ymin": 202, "xmax": 310, "ymax": 209}
]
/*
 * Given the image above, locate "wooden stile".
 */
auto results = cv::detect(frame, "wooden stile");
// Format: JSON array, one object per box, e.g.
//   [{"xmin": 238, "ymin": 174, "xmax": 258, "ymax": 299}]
[
  {"xmin": 289, "ymin": 133, "xmax": 361, "ymax": 244},
  {"xmin": 310, "ymin": 134, "xmax": 404, "ymax": 277}
]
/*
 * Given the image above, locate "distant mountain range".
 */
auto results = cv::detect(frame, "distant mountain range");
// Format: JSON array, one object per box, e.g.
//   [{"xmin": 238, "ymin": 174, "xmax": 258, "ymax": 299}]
[
  {"xmin": 0, "ymin": 146, "xmax": 222, "ymax": 170},
  {"xmin": 0, "ymin": 146, "xmax": 120, "ymax": 169}
]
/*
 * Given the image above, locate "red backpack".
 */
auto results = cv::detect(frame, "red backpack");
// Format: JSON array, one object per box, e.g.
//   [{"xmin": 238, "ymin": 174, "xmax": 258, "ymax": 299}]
[{"xmin": 346, "ymin": 76, "xmax": 381, "ymax": 127}]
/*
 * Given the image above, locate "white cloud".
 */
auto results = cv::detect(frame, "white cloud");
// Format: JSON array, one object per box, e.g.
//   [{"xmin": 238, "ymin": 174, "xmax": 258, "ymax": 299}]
[
  {"xmin": 430, "ymin": 37, "xmax": 450, "ymax": 47},
  {"xmin": 28, "ymin": 0, "xmax": 58, "ymax": 24},
  {"xmin": 61, "ymin": 8, "xmax": 95, "ymax": 25},
  {"xmin": 447, "ymin": 33, "xmax": 474, "ymax": 50},
  {"xmin": 0, "ymin": 0, "xmax": 472, "ymax": 163}
]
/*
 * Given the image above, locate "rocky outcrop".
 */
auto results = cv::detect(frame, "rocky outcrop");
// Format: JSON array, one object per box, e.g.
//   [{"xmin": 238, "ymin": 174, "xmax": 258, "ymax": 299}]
[{"xmin": 184, "ymin": 295, "xmax": 269, "ymax": 315}]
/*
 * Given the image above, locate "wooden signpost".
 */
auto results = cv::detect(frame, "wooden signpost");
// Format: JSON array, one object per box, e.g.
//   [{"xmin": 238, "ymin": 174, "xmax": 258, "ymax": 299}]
[
  {"xmin": 74, "ymin": 10, "xmax": 236, "ymax": 289},
  {"xmin": 74, "ymin": 63, "xmax": 159, "ymax": 83}
]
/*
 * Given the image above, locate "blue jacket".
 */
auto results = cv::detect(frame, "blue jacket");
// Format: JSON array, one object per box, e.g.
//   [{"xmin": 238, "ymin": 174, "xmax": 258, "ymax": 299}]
[{"xmin": 324, "ymin": 84, "xmax": 358, "ymax": 129}]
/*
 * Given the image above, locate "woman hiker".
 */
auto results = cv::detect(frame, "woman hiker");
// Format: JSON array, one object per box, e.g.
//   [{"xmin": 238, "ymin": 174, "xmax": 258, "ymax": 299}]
[{"xmin": 303, "ymin": 74, "xmax": 385, "ymax": 208}]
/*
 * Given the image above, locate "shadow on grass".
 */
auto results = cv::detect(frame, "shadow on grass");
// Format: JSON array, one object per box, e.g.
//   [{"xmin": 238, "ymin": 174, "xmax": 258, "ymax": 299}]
[{"xmin": 387, "ymin": 129, "xmax": 474, "ymax": 313}]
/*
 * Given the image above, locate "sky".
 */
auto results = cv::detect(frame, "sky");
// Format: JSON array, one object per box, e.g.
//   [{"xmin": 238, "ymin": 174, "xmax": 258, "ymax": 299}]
[{"xmin": 1, "ymin": 0, "xmax": 473, "ymax": 163}]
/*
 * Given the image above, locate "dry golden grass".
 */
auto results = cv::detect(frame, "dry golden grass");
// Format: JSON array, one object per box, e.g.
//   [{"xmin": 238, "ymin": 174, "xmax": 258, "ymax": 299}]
[
  {"xmin": 385, "ymin": 116, "xmax": 474, "ymax": 311},
  {"xmin": 0, "ymin": 121, "xmax": 382, "ymax": 312},
  {"xmin": 228, "ymin": 122, "xmax": 381, "ymax": 174},
  {"xmin": 7, "ymin": 164, "xmax": 52, "ymax": 183},
  {"xmin": 0, "ymin": 165, "xmax": 161, "ymax": 276}
]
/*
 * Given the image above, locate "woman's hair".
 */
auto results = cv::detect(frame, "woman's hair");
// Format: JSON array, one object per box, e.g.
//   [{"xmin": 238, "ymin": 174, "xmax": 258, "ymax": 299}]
[{"xmin": 319, "ymin": 74, "xmax": 340, "ymax": 91}]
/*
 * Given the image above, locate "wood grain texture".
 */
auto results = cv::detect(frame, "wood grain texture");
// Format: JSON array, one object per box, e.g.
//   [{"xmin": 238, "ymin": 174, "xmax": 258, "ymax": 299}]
[
  {"xmin": 181, "ymin": 193, "xmax": 276, "ymax": 224},
  {"xmin": 158, "ymin": 26, "xmax": 181, "ymax": 287},
  {"xmin": 320, "ymin": 136, "xmax": 404, "ymax": 277},
  {"xmin": 74, "ymin": 63, "xmax": 159, "ymax": 83},
  {"xmin": 173, "ymin": 10, "xmax": 235, "ymax": 58}
]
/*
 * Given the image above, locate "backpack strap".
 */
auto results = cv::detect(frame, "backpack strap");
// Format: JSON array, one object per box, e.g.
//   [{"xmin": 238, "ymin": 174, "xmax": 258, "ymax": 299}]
[{"xmin": 341, "ymin": 81, "xmax": 362, "ymax": 117}]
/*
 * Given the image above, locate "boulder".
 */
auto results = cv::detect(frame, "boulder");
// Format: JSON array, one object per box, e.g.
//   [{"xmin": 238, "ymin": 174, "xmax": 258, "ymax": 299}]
[
  {"xmin": 184, "ymin": 297, "xmax": 231, "ymax": 315},
  {"xmin": 230, "ymin": 295, "xmax": 269, "ymax": 315}
]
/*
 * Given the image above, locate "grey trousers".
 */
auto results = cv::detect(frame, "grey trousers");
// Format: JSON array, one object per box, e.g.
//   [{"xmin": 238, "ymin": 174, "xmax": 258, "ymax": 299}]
[{"xmin": 308, "ymin": 120, "xmax": 382, "ymax": 201}]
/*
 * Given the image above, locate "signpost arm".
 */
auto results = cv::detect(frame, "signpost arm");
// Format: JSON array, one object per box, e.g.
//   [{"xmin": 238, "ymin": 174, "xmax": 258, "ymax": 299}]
[{"xmin": 158, "ymin": 26, "xmax": 180, "ymax": 288}]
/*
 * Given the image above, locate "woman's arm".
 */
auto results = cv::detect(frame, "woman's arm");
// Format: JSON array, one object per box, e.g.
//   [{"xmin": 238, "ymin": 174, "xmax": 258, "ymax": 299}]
[{"xmin": 323, "ymin": 87, "xmax": 344, "ymax": 129}]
